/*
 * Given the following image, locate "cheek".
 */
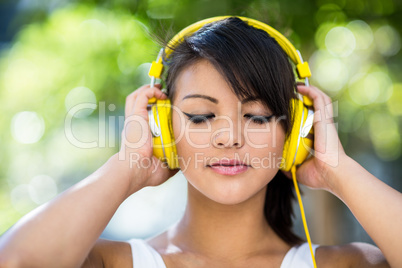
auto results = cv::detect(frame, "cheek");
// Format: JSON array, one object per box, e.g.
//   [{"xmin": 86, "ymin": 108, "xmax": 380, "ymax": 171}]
[
  {"xmin": 184, "ymin": 127, "xmax": 212, "ymax": 149},
  {"xmin": 171, "ymin": 107, "xmax": 187, "ymax": 148},
  {"xmin": 171, "ymin": 110, "xmax": 205, "ymax": 169},
  {"xmin": 245, "ymin": 123, "xmax": 286, "ymax": 154},
  {"xmin": 245, "ymin": 124, "xmax": 286, "ymax": 170},
  {"xmin": 172, "ymin": 109, "xmax": 212, "ymax": 150}
]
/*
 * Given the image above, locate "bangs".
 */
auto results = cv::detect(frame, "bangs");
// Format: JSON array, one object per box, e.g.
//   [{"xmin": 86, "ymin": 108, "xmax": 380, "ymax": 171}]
[{"xmin": 165, "ymin": 17, "xmax": 296, "ymax": 134}]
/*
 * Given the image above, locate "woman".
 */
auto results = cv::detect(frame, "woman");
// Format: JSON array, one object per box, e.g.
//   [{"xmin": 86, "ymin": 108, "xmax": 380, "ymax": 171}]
[{"xmin": 0, "ymin": 17, "xmax": 400, "ymax": 267}]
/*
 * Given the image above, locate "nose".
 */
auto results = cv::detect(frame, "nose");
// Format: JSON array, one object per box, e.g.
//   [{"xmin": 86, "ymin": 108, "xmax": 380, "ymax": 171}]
[{"xmin": 212, "ymin": 116, "xmax": 244, "ymax": 149}]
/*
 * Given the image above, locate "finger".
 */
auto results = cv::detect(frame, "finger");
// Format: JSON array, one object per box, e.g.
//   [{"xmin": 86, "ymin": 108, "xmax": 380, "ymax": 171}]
[
  {"xmin": 131, "ymin": 86, "xmax": 168, "ymax": 119},
  {"xmin": 295, "ymin": 158, "xmax": 322, "ymax": 189},
  {"xmin": 296, "ymin": 85, "xmax": 338, "ymax": 155},
  {"xmin": 147, "ymin": 156, "xmax": 180, "ymax": 186},
  {"xmin": 297, "ymin": 85, "xmax": 334, "ymax": 125},
  {"xmin": 125, "ymin": 84, "xmax": 149, "ymax": 119},
  {"xmin": 297, "ymin": 85, "xmax": 333, "ymax": 118},
  {"xmin": 125, "ymin": 84, "xmax": 166, "ymax": 119},
  {"xmin": 297, "ymin": 85, "xmax": 327, "ymax": 124},
  {"xmin": 125, "ymin": 84, "xmax": 163, "ymax": 116}
]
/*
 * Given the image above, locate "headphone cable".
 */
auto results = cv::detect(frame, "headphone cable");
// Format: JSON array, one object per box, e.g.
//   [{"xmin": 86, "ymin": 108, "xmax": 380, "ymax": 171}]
[{"xmin": 291, "ymin": 165, "xmax": 317, "ymax": 268}]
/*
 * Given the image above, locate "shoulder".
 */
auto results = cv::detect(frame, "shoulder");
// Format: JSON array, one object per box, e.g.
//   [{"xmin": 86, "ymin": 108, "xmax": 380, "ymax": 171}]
[
  {"xmin": 316, "ymin": 242, "xmax": 389, "ymax": 268},
  {"xmin": 82, "ymin": 239, "xmax": 132, "ymax": 268}
]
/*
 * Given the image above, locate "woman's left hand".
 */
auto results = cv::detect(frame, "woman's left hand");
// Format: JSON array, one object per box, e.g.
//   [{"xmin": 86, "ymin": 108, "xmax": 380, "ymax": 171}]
[
  {"xmin": 294, "ymin": 85, "xmax": 402, "ymax": 268},
  {"xmin": 290, "ymin": 85, "xmax": 347, "ymax": 192}
]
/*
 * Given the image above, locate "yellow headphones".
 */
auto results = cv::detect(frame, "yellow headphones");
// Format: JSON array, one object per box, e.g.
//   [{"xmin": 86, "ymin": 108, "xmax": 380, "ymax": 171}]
[{"xmin": 147, "ymin": 16, "xmax": 314, "ymax": 172}]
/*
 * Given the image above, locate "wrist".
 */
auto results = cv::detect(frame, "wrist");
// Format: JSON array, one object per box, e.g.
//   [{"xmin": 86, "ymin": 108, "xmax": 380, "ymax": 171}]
[
  {"xmin": 324, "ymin": 154, "xmax": 354, "ymax": 197},
  {"xmin": 105, "ymin": 153, "xmax": 145, "ymax": 198}
]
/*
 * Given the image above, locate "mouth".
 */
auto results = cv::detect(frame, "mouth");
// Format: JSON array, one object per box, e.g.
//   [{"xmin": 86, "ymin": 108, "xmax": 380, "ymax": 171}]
[{"xmin": 207, "ymin": 159, "xmax": 250, "ymax": 175}]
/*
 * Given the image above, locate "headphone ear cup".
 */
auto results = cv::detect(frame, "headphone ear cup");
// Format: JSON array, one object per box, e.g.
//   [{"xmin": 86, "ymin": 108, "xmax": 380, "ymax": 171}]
[
  {"xmin": 149, "ymin": 99, "xmax": 179, "ymax": 169},
  {"xmin": 295, "ymin": 99, "xmax": 314, "ymax": 168},
  {"xmin": 281, "ymin": 98, "xmax": 301, "ymax": 171},
  {"xmin": 280, "ymin": 98, "xmax": 314, "ymax": 171}
]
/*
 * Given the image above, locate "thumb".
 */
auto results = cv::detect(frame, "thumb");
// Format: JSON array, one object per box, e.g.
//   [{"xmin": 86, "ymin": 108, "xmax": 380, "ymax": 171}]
[
  {"xmin": 146, "ymin": 156, "xmax": 180, "ymax": 186},
  {"xmin": 293, "ymin": 158, "xmax": 322, "ymax": 189}
]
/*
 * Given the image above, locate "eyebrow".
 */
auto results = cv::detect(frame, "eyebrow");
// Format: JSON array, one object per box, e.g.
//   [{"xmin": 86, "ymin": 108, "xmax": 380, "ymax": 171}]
[
  {"xmin": 181, "ymin": 94, "xmax": 260, "ymax": 105},
  {"xmin": 182, "ymin": 94, "xmax": 218, "ymax": 104}
]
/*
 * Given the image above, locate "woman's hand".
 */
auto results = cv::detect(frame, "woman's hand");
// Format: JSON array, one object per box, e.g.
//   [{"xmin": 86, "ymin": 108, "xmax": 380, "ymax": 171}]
[
  {"xmin": 118, "ymin": 84, "xmax": 179, "ymax": 196},
  {"xmin": 0, "ymin": 84, "xmax": 180, "ymax": 267},
  {"xmin": 295, "ymin": 85, "xmax": 402, "ymax": 267},
  {"xmin": 292, "ymin": 85, "xmax": 347, "ymax": 193}
]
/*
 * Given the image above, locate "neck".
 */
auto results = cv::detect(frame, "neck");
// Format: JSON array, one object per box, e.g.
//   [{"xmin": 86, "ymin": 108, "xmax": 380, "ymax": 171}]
[{"xmin": 170, "ymin": 182, "xmax": 287, "ymax": 261}]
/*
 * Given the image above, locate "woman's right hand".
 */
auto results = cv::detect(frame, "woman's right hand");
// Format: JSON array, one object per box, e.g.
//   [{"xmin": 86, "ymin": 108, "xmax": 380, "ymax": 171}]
[
  {"xmin": 0, "ymin": 84, "xmax": 179, "ymax": 268},
  {"xmin": 118, "ymin": 84, "xmax": 179, "ymax": 195}
]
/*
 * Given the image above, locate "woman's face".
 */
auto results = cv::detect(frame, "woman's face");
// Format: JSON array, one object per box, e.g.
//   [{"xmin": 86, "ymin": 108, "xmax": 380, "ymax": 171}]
[{"xmin": 171, "ymin": 59, "xmax": 286, "ymax": 205}]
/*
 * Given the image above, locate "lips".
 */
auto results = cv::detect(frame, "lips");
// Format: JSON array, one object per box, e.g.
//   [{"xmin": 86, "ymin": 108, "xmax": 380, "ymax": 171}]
[{"xmin": 207, "ymin": 159, "xmax": 250, "ymax": 175}]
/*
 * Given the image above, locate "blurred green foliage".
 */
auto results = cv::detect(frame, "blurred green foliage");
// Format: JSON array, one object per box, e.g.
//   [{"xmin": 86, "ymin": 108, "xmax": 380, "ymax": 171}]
[
  {"xmin": 0, "ymin": 3, "xmax": 159, "ymax": 232},
  {"xmin": 1, "ymin": 0, "xmax": 401, "ymax": 239}
]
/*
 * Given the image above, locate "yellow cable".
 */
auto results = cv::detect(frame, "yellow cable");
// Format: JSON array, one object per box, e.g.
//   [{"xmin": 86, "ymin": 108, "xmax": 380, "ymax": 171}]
[{"xmin": 291, "ymin": 165, "xmax": 317, "ymax": 268}]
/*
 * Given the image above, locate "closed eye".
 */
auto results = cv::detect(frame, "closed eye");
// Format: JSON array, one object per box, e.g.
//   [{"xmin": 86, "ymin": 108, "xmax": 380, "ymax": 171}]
[
  {"xmin": 183, "ymin": 112, "xmax": 215, "ymax": 124},
  {"xmin": 244, "ymin": 114, "xmax": 274, "ymax": 124},
  {"xmin": 182, "ymin": 112, "xmax": 273, "ymax": 125}
]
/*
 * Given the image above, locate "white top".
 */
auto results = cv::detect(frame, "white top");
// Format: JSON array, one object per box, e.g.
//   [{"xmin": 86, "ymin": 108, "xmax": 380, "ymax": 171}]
[{"xmin": 128, "ymin": 238, "xmax": 319, "ymax": 268}]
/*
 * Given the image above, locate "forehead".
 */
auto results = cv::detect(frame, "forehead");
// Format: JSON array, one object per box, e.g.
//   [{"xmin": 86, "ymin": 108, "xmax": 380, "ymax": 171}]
[
  {"xmin": 173, "ymin": 59, "xmax": 260, "ymax": 106},
  {"xmin": 174, "ymin": 60, "xmax": 231, "ymax": 100},
  {"xmin": 172, "ymin": 60, "xmax": 272, "ymax": 114}
]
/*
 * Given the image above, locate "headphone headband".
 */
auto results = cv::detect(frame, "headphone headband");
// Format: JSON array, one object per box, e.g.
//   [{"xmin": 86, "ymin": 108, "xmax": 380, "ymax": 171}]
[
  {"xmin": 166, "ymin": 16, "xmax": 299, "ymax": 63},
  {"xmin": 149, "ymin": 16, "xmax": 311, "ymax": 82}
]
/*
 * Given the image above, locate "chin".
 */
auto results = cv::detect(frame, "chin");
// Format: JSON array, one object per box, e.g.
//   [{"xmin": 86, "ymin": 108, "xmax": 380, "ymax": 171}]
[
  {"xmin": 186, "ymin": 170, "xmax": 273, "ymax": 205},
  {"xmin": 208, "ymin": 193, "xmax": 259, "ymax": 205}
]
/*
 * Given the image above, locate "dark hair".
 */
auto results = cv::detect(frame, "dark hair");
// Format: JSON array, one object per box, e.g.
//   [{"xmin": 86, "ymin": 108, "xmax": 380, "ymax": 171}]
[{"xmin": 164, "ymin": 17, "xmax": 302, "ymax": 245}]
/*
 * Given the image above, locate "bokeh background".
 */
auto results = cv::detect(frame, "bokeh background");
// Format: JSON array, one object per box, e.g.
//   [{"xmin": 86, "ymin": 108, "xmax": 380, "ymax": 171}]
[{"xmin": 1, "ymin": 0, "xmax": 401, "ymax": 246}]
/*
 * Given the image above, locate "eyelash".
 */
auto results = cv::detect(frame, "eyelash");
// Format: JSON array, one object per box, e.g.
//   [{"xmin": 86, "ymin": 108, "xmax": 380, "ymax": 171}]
[
  {"xmin": 183, "ymin": 112, "xmax": 274, "ymax": 125},
  {"xmin": 183, "ymin": 112, "xmax": 215, "ymax": 124},
  {"xmin": 244, "ymin": 114, "xmax": 274, "ymax": 124}
]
